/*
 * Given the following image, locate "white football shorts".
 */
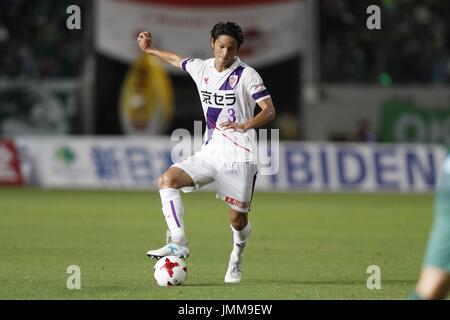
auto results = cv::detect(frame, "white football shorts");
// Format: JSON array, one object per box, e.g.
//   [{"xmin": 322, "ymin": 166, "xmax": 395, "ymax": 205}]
[{"xmin": 172, "ymin": 151, "xmax": 258, "ymax": 213}]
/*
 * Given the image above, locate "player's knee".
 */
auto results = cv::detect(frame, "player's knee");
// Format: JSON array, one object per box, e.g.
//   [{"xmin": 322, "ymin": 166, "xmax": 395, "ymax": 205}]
[
  {"xmin": 231, "ymin": 221, "xmax": 244, "ymax": 231},
  {"xmin": 158, "ymin": 173, "xmax": 179, "ymax": 189},
  {"xmin": 230, "ymin": 211, "xmax": 248, "ymax": 230}
]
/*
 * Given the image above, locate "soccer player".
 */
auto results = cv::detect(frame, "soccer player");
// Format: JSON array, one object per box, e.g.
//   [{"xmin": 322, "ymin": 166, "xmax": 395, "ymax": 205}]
[
  {"xmin": 410, "ymin": 153, "xmax": 450, "ymax": 299},
  {"xmin": 137, "ymin": 22, "xmax": 276, "ymax": 283}
]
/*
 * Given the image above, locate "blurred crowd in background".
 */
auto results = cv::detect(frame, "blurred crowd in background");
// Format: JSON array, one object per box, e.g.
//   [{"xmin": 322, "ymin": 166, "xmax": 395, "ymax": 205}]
[
  {"xmin": 1, "ymin": 0, "xmax": 448, "ymax": 83},
  {"xmin": 320, "ymin": 0, "xmax": 450, "ymax": 84},
  {"xmin": 0, "ymin": 0, "xmax": 84, "ymax": 78},
  {"xmin": 0, "ymin": 0, "xmax": 448, "ymax": 141}
]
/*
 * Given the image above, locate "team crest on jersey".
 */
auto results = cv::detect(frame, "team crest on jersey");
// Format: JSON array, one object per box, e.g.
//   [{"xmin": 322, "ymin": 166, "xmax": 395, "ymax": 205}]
[{"xmin": 229, "ymin": 75, "xmax": 238, "ymax": 89}]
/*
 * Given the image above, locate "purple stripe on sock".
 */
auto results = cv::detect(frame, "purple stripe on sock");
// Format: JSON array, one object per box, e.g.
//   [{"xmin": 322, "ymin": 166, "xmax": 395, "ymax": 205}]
[{"xmin": 170, "ymin": 200, "xmax": 181, "ymax": 228}]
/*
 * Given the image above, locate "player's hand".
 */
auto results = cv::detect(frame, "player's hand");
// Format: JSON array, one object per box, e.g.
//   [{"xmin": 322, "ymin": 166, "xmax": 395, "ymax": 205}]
[
  {"xmin": 219, "ymin": 121, "xmax": 247, "ymax": 133},
  {"xmin": 137, "ymin": 31, "xmax": 152, "ymax": 53}
]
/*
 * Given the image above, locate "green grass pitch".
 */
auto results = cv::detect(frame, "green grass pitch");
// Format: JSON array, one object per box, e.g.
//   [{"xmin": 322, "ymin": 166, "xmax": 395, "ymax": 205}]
[{"xmin": 0, "ymin": 188, "xmax": 434, "ymax": 299}]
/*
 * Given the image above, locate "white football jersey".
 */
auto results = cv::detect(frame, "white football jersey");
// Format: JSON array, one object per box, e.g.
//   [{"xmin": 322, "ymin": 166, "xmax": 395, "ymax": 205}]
[{"xmin": 180, "ymin": 57, "xmax": 271, "ymax": 163}]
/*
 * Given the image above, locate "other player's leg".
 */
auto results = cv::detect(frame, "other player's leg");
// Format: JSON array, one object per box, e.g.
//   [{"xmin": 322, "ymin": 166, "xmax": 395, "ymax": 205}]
[
  {"xmin": 410, "ymin": 155, "xmax": 450, "ymax": 299},
  {"xmin": 413, "ymin": 267, "xmax": 450, "ymax": 299},
  {"xmin": 146, "ymin": 166, "xmax": 194, "ymax": 260}
]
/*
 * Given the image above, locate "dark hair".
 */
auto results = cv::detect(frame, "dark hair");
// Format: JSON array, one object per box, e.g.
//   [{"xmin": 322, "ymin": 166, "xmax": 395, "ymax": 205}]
[{"xmin": 211, "ymin": 22, "xmax": 244, "ymax": 48}]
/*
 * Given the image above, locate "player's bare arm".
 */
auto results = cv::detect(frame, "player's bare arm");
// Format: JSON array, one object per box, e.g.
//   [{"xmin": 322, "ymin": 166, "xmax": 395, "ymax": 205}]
[
  {"xmin": 220, "ymin": 97, "xmax": 276, "ymax": 133},
  {"xmin": 137, "ymin": 31, "xmax": 185, "ymax": 69}
]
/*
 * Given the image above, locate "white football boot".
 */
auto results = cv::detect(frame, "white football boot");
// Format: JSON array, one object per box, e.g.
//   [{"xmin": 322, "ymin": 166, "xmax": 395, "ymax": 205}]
[
  {"xmin": 224, "ymin": 254, "xmax": 243, "ymax": 283},
  {"xmin": 146, "ymin": 242, "xmax": 189, "ymax": 260},
  {"xmin": 165, "ymin": 230, "xmax": 172, "ymax": 244}
]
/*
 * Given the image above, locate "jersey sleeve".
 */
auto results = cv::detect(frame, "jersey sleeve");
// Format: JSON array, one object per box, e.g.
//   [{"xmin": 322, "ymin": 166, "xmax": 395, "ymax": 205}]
[
  {"xmin": 179, "ymin": 58, "xmax": 205, "ymax": 84},
  {"xmin": 244, "ymin": 68, "xmax": 271, "ymax": 103}
]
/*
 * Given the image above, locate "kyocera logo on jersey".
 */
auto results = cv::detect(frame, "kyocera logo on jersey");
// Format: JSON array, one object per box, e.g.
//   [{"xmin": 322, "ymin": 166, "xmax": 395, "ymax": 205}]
[{"xmin": 229, "ymin": 75, "xmax": 238, "ymax": 89}]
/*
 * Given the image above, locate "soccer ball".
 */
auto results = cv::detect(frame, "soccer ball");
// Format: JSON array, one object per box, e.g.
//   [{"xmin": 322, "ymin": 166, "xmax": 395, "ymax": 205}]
[{"xmin": 153, "ymin": 256, "xmax": 187, "ymax": 286}]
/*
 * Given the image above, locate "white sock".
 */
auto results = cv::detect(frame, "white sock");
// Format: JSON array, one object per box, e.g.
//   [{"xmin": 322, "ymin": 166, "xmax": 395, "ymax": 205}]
[
  {"xmin": 230, "ymin": 223, "xmax": 251, "ymax": 264},
  {"xmin": 159, "ymin": 188, "xmax": 187, "ymax": 246}
]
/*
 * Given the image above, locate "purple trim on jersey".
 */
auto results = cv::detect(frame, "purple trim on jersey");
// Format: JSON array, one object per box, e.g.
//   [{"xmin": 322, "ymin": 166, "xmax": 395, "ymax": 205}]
[
  {"xmin": 205, "ymin": 107, "xmax": 222, "ymax": 145},
  {"xmin": 252, "ymin": 89, "xmax": 270, "ymax": 101},
  {"xmin": 170, "ymin": 200, "xmax": 181, "ymax": 228},
  {"xmin": 219, "ymin": 66, "xmax": 245, "ymax": 90},
  {"xmin": 181, "ymin": 58, "xmax": 191, "ymax": 71}
]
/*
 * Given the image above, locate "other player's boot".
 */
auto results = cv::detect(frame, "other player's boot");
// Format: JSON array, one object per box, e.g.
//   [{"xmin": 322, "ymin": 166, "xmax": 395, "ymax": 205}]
[
  {"xmin": 224, "ymin": 253, "xmax": 242, "ymax": 283},
  {"xmin": 146, "ymin": 243, "xmax": 189, "ymax": 260}
]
